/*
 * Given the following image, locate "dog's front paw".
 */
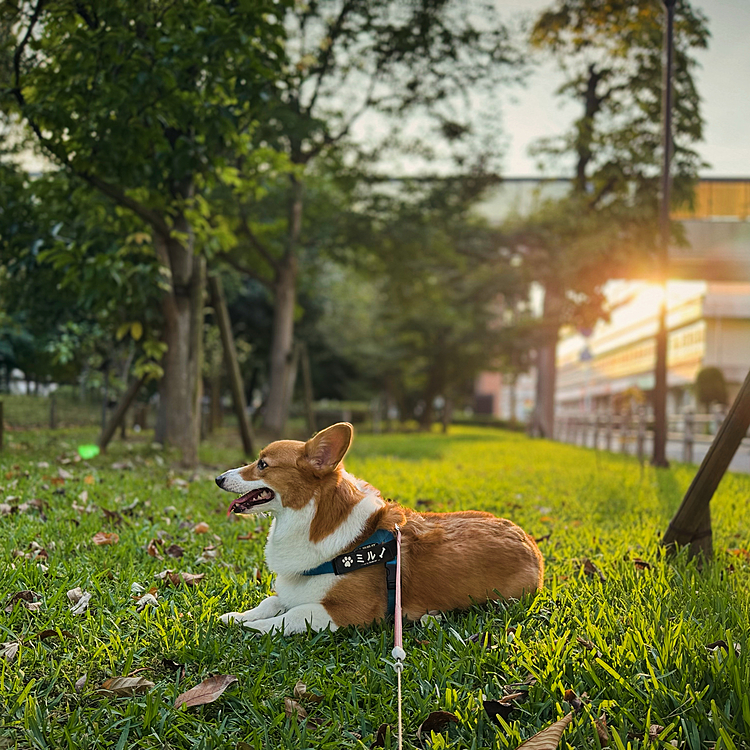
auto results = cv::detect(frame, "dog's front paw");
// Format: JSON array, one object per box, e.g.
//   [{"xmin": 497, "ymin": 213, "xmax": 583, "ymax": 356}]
[{"xmin": 220, "ymin": 610, "xmax": 252, "ymax": 625}]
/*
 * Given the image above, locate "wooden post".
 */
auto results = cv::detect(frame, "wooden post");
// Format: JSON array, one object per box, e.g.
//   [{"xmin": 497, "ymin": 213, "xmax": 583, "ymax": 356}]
[
  {"xmin": 99, "ymin": 377, "xmax": 146, "ymax": 451},
  {"xmin": 683, "ymin": 410, "xmax": 694, "ymax": 464},
  {"xmin": 637, "ymin": 408, "xmax": 646, "ymax": 463},
  {"xmin": 208, "ymin": 274, "xmax": 254, "ymax": 457},
  {"xmin": 662, "ymin": 368, "xmax": 750, "ymax": 559},
  {"xmin": 593, "ymin": 413, "xmax": 600, "ymax": 450},
  {"xmin": 620, "ymin": 413, "xmax": 629, "ymax": 455},
  {"xmin": 50, "ymin": 393, "xmax": 57, "ymax": 429}
]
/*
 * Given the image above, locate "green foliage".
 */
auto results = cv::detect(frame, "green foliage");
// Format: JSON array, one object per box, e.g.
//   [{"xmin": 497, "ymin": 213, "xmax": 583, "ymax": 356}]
[
  {"xmin": 0, "ymin": 426, "xmax": 748, "ymax": 749},
  {"xmin": 695, "ymin": 367, "xmax": 728, "ymax": 408}
]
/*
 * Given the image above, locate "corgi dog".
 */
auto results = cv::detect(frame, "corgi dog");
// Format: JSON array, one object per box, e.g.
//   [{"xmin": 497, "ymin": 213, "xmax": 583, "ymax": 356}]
[{"xmin": 216, "ymin": 423, "xmax": 543, "ymax": 634}]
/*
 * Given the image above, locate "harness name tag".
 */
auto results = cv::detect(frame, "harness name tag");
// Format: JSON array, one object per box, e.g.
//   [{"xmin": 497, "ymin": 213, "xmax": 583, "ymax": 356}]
[{"xmin": 332, "ymin": 540, "xmax": 396, "ymax": 576}]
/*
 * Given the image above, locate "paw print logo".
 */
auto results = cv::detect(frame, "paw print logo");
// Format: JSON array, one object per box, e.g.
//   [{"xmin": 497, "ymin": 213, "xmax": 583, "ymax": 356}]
[{"xmin": 341, "ymin": 556, "xmax": 353, "ymax": 568}]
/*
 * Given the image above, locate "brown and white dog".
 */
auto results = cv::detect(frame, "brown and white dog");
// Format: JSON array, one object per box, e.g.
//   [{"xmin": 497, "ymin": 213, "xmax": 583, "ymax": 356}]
[{"xmin": 216, "ymin": 423, "xmax": 543, "ymax": 634}]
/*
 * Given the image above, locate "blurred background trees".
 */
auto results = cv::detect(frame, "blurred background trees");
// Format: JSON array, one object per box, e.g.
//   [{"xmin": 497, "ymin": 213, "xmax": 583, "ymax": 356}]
[{"xmin": 0, "ymin": 0, "xmax": 712, "ymax": 462}]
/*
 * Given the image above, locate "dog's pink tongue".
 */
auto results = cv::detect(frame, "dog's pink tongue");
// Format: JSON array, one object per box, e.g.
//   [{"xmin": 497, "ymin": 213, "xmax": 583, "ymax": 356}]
[{"xmin": 226, "ymin": 496, "xmax": 245, "ymax": 517}]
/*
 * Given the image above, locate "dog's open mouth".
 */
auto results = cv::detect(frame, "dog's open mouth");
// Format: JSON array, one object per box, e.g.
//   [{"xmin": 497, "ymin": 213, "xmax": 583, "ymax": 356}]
[{"xmin": 226, "ymin": 487, "xmax": 275, "ymax": 516}]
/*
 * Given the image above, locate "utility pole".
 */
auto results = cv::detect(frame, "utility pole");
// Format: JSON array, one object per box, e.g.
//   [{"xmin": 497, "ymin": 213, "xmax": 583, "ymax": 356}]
[{"xmin": 651, "ymin": 0, "xmax": 676, "ymax": 468}]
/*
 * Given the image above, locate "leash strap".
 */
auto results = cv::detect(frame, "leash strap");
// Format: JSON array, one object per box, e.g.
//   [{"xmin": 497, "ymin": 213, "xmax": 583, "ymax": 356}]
[{"xmin": 391, "ymin": 524, "xmax": 405, "ymax": 750}]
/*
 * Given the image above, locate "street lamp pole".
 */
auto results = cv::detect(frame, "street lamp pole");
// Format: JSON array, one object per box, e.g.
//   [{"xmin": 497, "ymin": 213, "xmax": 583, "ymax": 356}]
[{"xmin": 652, "ymin": 0, "xmax": 676, "ymax": 468}]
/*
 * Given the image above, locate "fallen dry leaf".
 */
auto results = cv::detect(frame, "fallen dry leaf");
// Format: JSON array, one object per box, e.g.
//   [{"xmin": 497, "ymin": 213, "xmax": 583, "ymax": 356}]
[
  {"xmin": 5, "ymin": 590, "xmax": 42, "ymax": 613},
  {"xmin": 649, "ymin": 724, "xmax": 665, "ymax": 741},
  {"xmin": 1, "ymin": 641, "xmax": 21, "ymax": 662},
  {"xmin": 135, "ymin": 593, "xmax": 159, "ymax": 612},
  {"xmin": 67, "ymin": 587, "xmax": 92, "ymax": 615},
  {"xmin": 155, "ymin": 570, "xmax": 205, "ymax": 587},
  {"xmin": 516, "ymin": 713, "xmax": 574, "ymax": 750},
  {"xmin": 468, "ymin": 632, "xmax": 493, "ymax": 649},
  {"xmin": 174, "ymin": 674, "xmax": 238, "ymax": 709},
  {"xmin": 193, "ymin": 522, "xmax": 210, "ymax": 534},
  {"xmin": 595, "ymin": 713, "xmax": 609, "ymax": 747},
  {"xmin": 371, "ymin": 724, "xmax": 389, "ymax": 749},
  {"xmin": 284, "ymin": 696, "xmax": 307, "ymax": 721},
  {"xmin": 166, "ymin": 544, "xmax": 184, "ymax": 558},
  {"xmin": 99, "ymin": 676, "xmax": 155, "ymax": 697},
  {"xmin": 563, "ymin": 689, "xmax": 584, "ymax": 713},
  {"xmin": 631, "ymin": 558, "xmax": 651, "ymax": 570},
  {"xmin": 58, "ymin": 467, "xmax": 73, "ymax": 480},
  {"xmin": 146, "ymin": 539, "xmax": 164, "ymax": 559},
  {"xmin": 293, "ymin": 680, "xmax": 323, "ymax": 704},
  {"xmin": 484, "ymin": 698, "xmax": 518, "ymax": 725},
  {"xmin": 84, "ymin": 475, "xmax": 95, "ymax": 485},
  {"xmin": 75, "ymin": 675, "xmax": 87, "ymax": 693},
  {"xmin": 417, "ymin": 711, "xmax": 459, "ymax": 741},
  {"xmin": 237, "ymin": 531, "xmax": 255, "ymax": 541},
  {"xmin": 92, "ymin": 531, "xmax": 119, "ymax": 546},
  {"xmin": 580, "ymin": 558, "xmax": 606, "ymax": 583},
  {"xmin": 576, "ymin": 637, "xmax": 603, "ymax": 658}
]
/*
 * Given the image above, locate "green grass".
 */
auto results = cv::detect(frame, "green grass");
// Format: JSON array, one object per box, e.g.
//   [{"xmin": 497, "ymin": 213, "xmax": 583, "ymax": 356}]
[{"xmin": 1, "ymin": 426, "xmax": 749, "ymax": 749}]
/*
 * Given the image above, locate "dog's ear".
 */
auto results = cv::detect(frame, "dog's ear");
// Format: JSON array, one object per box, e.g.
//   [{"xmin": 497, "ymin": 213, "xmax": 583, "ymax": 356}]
[{"xmin": 302, "ymin": 422, "xmax": 353, "ymax": 476}]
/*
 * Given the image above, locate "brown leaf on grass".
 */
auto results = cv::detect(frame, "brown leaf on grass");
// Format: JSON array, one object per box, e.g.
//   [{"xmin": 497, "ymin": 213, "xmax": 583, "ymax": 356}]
[
  {"xmin": 371, "ymin": 724, "xmax": 390, "ymax": 749},
  {"xmin": 74, "ymin": 675, "xmax": 87, "ymax": 693},
  {"xmin": 5, "ymin": 590, "xmax": 42, "ymax": 613},
  {"xmin": 563, "ymin": 689, "xmax": 584, "ymax": 713},
  {"xmin": 83, "ymin": 475, "xmax": 95, "ymax": 485},
  {"xmin": 236, "ymin": 743, "xmax": 254, "ymax": 750},
  {"xmin": 580, "ymin": 558, "xmax": 606, "ymax": 583},
  {"xmin": 575, "ymin": 637, "xmax": 603, "ymax": 659},
  {"xmin": 417, "ymin": 711, "xmax": 459, "ymax": 741},
  {"xmin": 293, "ymin": 680, "xmax": 323, "ymax": 704},
  {"xmin": 648, "ymin": 724, "xmax": 665, "ymax": 741},
  {"xmin": 101, "ymin": 507, "xmax": 123, "ymax": 525},
  {"xmin": 99, "ymin": 676, "xmax": 155, "ymax": 697},
  {"xmin": 535, "ymin": 533, "xmax": 552, "ymax": 543},
  {"xmin": 237, "ymin": 531, "xmax": 255, "ymax": 541},
  {"xmin": 468, "ymin": 632, "xmax": 493, "ymax": 649},
  {"xmin": 165, "ymin": 544, "xmax": 184, "ymax": 558},
  {"xmin": 515, "ymin": 713, "xmax": 574, "ymax": 750},
  {"xmin": 174, "ymin": 675, "xmax": 236, "ymax": 709},
  {"xmin": 155, "ymin": 570, "xmax": 205, "ymax": 587},
  {"xmin": 595, "ymin": 713, "xmax": 609, "ymax": 747},
  {"xmin": 1, "ymin": 641, "xmax": 20, "ymax": 662},
  {"xmin": 135, "ymin": 593, "xmax": 159, "ymax": 612},
  {"xmin": 58, "ymin": 467, "xmax": 73, "ymax": 480},
  {"xmin": 146, "ymin": 539, "xmax": 164, "ymax": 559},
  {"xmin": 0, "ymin": 503, "xmax": 12, "ymax": 516},
  {"xmin": 284, "ymin": 696, "xmax": 307, "ymax": 721},
  {"xmin": 482, "ymin": 693, "xmax": 526, "ymax": 726},
  {"xmin": 631, "ymin": 558, "xmax": 651, "ymax": 570},
  {"xmin": 196, "ymin": 545, "xmax": 221, "ymax": 564},
  {"xmin": 706, "ymin": 640, "xmax": 741, "ymax": 656},
  {"xmin": 67, "ymin": 587, "xmax": 92, "ymax": 615},
  {"xmin": 92, "ymin": 531, "xmax": 119, "ymax": 546},
  {"xmin": 193, "ymin": 522, "xmax": 210, "ymax": 534}
]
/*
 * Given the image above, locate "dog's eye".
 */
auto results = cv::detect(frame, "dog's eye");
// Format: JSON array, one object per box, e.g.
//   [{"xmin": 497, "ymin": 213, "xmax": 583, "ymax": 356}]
[{"xmin": 257, "ymin": 459, "xmax": 267, "ymax": 471}]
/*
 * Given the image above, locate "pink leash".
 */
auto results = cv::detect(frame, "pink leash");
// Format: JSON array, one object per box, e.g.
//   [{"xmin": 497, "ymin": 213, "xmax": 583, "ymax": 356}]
[{"xmin": 392, "ymin": 524, "xmax": 405, "ymax": 750}]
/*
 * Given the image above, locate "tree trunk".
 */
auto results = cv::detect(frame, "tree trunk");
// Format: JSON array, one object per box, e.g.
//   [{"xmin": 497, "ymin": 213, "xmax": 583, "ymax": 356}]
[
  {"xmin": 300, "ymin": 341, "xmax": 316, "ymax": 438},
  {"xmin": 155, "ymin": 217, "xmax": 204, "ymax": 467},
  {"xmin": 209, "ymin": 273, "xmax": 254, "ymax": 457},
  {"xmin": 99, "ymin": 376, "xmax": 146, "ymax": 452},
  {"xmin": 531, "ymin": 284, "xmax": 564, "ymax": 439},
  {"xmin": 264, "ymin": 177, "xmax": 303, "ymax": 437}
]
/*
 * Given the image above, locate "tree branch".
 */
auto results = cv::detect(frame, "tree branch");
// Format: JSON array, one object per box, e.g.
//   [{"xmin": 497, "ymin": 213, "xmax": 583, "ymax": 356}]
[
  {"xmin": 237, "ymin": 213, "xmax": 280, "ymax": 272},
  {"xmin": 216, "ymin": 252, "xmax": 273, "ymax": 289},
  {"xmin": 302, "ymin": 0, "xmax": 358, "ymax": 116}
]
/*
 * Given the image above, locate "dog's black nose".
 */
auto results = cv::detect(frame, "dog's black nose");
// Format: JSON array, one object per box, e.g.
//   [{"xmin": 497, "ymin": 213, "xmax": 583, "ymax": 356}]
[{"xmin": 215, "ymin": 475, "xmax": 226, "ymax": 488}]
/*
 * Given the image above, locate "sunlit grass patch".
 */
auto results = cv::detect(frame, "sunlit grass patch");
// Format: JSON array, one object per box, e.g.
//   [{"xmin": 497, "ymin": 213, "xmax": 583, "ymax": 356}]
[{"xmin": 0, "ymin": 426, "xmax": 748, "ymax": 748}]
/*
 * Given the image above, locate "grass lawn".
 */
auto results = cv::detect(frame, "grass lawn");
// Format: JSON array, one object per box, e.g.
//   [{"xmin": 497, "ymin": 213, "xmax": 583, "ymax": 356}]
[{"xmin": 0, "ymin": 426, "xmax": 748, "ymax": 749}]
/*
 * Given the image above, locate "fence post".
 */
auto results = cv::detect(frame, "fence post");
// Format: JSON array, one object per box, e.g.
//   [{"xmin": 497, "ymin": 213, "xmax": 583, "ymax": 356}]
[
  {"xmin": 636, "ymin": 408, "xmax": 646, "ymax": 463},
  {"xmin": 49, "ymin": 393, "xmax": 57, "ymax": 430},
  {"xmin": 605, "ymin": 411, "xmax": 612, "ymax": 452},
  {"xmin": 683, "ymin": 410, "xmax": 694, "ymax": 463},
  {"xmin": 620, "ymin": 413, "xmax": 629, "ymax": 455},
  {"xmin": 593, "ymin": 412, "xmax": 600, "ymax": 450}
]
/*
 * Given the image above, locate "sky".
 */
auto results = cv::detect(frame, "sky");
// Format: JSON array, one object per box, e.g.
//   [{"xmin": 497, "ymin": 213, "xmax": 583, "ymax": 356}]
[{"xmin": 499, "ymin": 0, "xmax": 750, "ymax": 177}]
